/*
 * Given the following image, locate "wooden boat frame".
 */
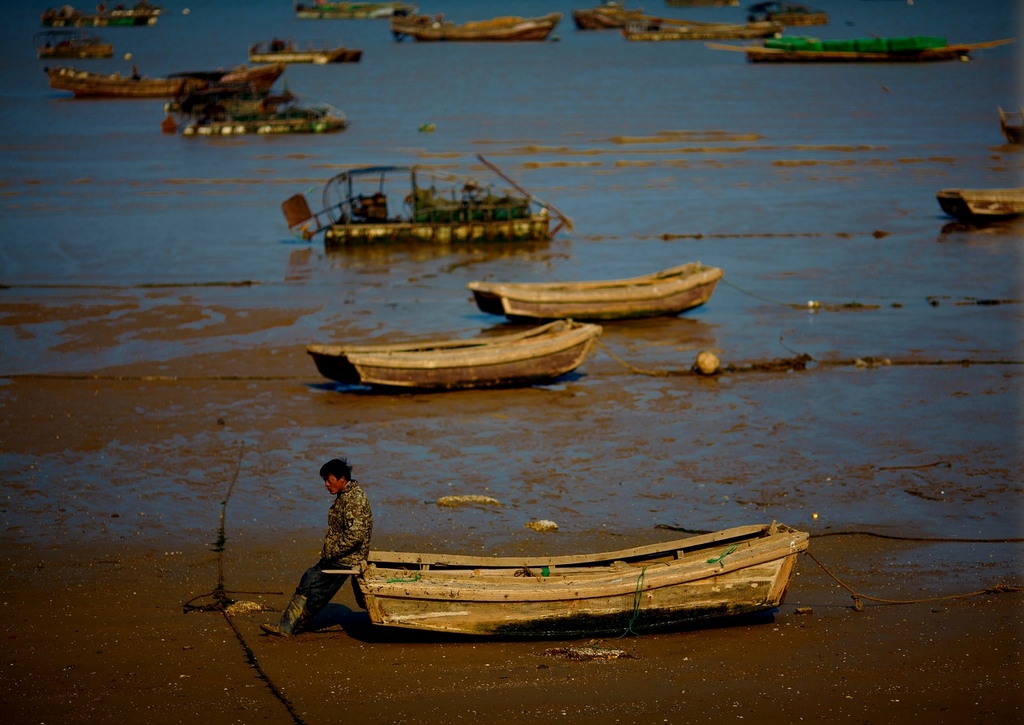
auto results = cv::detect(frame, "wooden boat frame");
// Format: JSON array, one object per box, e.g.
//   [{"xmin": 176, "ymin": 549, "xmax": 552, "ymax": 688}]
[
  {"xmin": 307, "ymin": 319, "xmax": 602, "ymax": 390},
  {"xmin": 936, "ymin": 188, "xmax": 1024, "ymax": 221},
  {"xmin": 338, "ymin": 522, "xmax": 808, "ymax": 637},
  {"xmin": 468, "ymin": 262, "xmax": 725, "ymax": 321},
  {"xmin": 40, "ymin": 3, "xmax": 161, "ymax": 27},
  {"xmin": 282, "ymin": 156, "xmax": 571, "ymax": 247},
  {"xmin": 45, "ymin": 63, "xmax": 285, "ymax": 99},
  {"xmin": 391, "ymin": 12, "xmax": 563, "ymax": 42},
  {"xmin": 706, "ymin": 37, "xmax": 1015, "ymax": 62}
]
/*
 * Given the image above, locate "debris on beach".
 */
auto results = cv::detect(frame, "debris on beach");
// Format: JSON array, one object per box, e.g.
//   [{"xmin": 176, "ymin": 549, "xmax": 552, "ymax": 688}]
[
  {"xmin": 545, "ymin": 642, "xmax": 635, "ymax": 661},
  {"xmin": 435, "ymin": 494, "xmax": 503, "ymax": 507},
  {"xmin": 223, "ymin": 600, "xmax": 274, "ymax": 616},
  {"xmin": 525, "ymin": 519, "xmax": 558, "ymax": 532}
]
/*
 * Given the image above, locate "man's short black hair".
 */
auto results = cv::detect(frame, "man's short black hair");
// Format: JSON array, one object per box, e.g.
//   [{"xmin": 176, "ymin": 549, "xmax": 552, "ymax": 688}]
[{"xmin": 320, "ymin": 458, "xmax": 352, "ymax": 481}]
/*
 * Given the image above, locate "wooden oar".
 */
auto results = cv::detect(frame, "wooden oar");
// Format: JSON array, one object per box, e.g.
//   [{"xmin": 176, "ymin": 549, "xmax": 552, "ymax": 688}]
[{"xmin": 476, "ymin": 154, "xmax": 574, "ymax": 235}]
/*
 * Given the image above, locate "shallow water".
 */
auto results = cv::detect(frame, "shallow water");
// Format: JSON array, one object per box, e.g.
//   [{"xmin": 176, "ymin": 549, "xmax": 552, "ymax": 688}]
[{"xmin": 0, "ymin": 0, "xmax": 1021, "ymax": 550}]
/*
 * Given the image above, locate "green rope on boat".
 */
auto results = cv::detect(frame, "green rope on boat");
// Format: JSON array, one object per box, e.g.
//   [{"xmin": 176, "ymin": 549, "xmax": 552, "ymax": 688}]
[
  {"xmin": 707, "ymin": 544, "xmax": 738, "ymax": 567},
  {"xmin": 386, "ymin": 573, "xmax": 421, "ymax": 583},
  {"xmin": 620, "ymin": 566, "xmax": 648, "ymax": 638}
]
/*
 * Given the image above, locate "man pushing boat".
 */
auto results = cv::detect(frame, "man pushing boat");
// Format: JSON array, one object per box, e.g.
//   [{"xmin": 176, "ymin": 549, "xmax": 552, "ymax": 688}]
[{"xmin": 260, "ymin": 458, "xmax": 373, "ymax": 636}]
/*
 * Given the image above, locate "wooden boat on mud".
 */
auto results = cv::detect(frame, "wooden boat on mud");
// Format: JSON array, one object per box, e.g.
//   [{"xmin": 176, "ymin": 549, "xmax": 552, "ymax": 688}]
[
  {"xmin": 45, "ymin": 63, "xmax": 285, "ymax": 99},
  {"xmin": 282, "ymin": 156, "xmax": 571, "ymax": 247},
  {"xmin": 391, "ymin": 13, "xmax": 563, "ymax": 42},
  {"xmin": 307, "ymin": 319, "xmax": 602, "ymax": 390},
  {"xmin": 935, "ymin": 188, "xmax": 1024, "ymax": 222},
  {"xmin": 41, "ymin": 2, "xmax": 161, "ymax": 27},
  {"xmin": 338, "ymin": 522, "xmax": 808, "ymax": 637},
  {"xmin": 572, "ymin": 2, "xmax": 645, "ymax": 30},
  {"xmin": 468, "ymin": 262, "xmax": 724, "ymax": 321},
  {"xmin": 746, "ymin": 2, "xmax": 828, "ymax": 27},
  {"xmin": 622, "ymin": 16, "xmax": 782, "ymax": 41},
  {"xmin": 249, "ymin": 39, "xmax": 362, "ymax": 64},
  {"xmin": 706, "ymin": 35, "xmax": 1015, "ymax": 62},
  {"xmin": 294, "ymin": 1, "xmax": 417, "ymax": 19},
  {"xmin": 35, "ymin": 29, "xmax": 112, "ymax": 58},
  {"xmin": 998, "ymin": 107, "xmax": 1023, "ymax": 145}
]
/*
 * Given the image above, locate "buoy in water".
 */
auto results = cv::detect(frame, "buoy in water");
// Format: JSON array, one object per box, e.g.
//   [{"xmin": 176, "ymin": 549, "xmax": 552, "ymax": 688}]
[
  {"xmin": 160, "ymin": 115, "xmax": 176, "ymax": 134},
  {"xmin": 693, "ymin": 351, "xmax": 720, "ymax": 376}
]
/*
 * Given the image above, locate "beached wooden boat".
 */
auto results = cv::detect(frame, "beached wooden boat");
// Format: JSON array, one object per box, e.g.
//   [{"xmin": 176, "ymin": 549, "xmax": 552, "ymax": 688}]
[
  {"xmin": 340, "ymin": 522, "xmax": 808, "ymax": 637},
  {"xmin": 282, "ymin": 156, "xmax": 570, "ymax": 247},
  {"xmin": 35, "ymin": 29, "xmax": 113, "ymax": 58},
  {"xmin": 746, "ymin": 2, "xmax": 827, "ymax": 26},
  {"xmin": 392, "ymin": 13, "xmax": 563, "ymax": 42},
  {"xmin": 706, "ymin": 36, "xmax": 1015, "ymax": 62},
  {"xmin": 294, "ymin": 1, "xmax": 416, "ymax": 19},
  {"xmin": 622, "ymin": 16, "xmax": 782, "ymax": 41},
  {"xmin": 41, "ymin": 2, "xmax": 160, "ymax": 27},
  {"xmin": 936, "ymin": 188, "xmax": 1024, "ymax": 222},
  {"xmin": 249, "ymin": 39, "xmax": 362, "ymax": 64},
  {"xmin": 45, "ymin": 63, "xmax": 285, "ymax": 99},
  {"xmin": 998, "ymin": 107, "xmax": 1023, "ymax": 145},
  {"xmin": 572, "ymin": 2, "xmax": 645, "ymax": 30},
  {"xmin": 307, "ymin": 319, "xmax": 602, "ymax": 390},
  {"xmin": 468, "ymin": 262, "xmax": 724, "ymax": 321}
]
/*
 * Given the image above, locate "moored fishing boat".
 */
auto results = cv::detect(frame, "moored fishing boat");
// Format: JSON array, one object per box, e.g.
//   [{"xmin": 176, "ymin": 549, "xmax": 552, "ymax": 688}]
[
  {"xmin": 746, "ymin": 2, "xmax": 828, "ymax": 26},
  {"xmin": 294, "ymin": 1, "xmax": 417, "ymax": 19},
  {"xmin": 41, "ymin": 2, "xmax": 161, "ymax": 26},
  {"xmin": 45, "ymin": 63, "xmax": 285, "ymax": 99},
  {"xmin": 622, "ymin": 15, "xmax": 782, "ymax": 41},
  {"xmin": 391, "ymin": 12, "xmax": 563, "ymax": 42},
  {"xmin": 282, "ymin": 156, "xmax": 571, "ymax": 247},
  {"xmin": 468, "ymin": 262, "xmax": 725, "ymax": 321},
  {"xmin": 340, "ymin": 522, "xmax": 808, "ymax": 637},
  {"xmin": 35, "ymin": 29, "xmax": 113, "ymax": 58},
  {"xmin": 935, "ymin": 188, "xmax": 1024, "ymax": 221},
  {"xmin": 249, "ymin": 39, "xmax": 362, "ymax": 64},
  {"xmin": 307, "ymin": 319, "xmax": 602, "ymax": 390},
  {"xmin": 706, "ymin": 35, "xmax": 1015, "ymax": 62},
  {"xmin": 572, "ymin": 2, "xmax": 645, "ymax": 30}
]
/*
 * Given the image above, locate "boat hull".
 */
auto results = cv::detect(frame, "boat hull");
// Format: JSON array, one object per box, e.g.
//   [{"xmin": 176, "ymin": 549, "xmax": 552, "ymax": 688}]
[
  {"xmin": 623, "ymin": 19, "xmax": 781, "ymax": 41},
  {"xmin": 936, "ymin": 188, "xmax": 1024, "ymax": 221},
  {"xmin": 469, "ymin": 263, "xmax": 724, "ymax": 321},
  {"xmin": 294, "ymin": 2, "xmax": 416, "ymax": 19},
  {"xmin": 354, "ymin": 523, "xmax": 808, "ymax": 637},
  {"xmin": 391, "ymin": 13, "xmax": 562, "ymax": 41},
  {"xmin": 324, "ymin": 215, "xmax": 551, "ymax": 246},
  {"xmin": 307, "ymin": 320, "xmax": 602, "ymax": 389},
  {"xmin": 249, "ymin": 48, "xmax": 362, "ymax": 64}
]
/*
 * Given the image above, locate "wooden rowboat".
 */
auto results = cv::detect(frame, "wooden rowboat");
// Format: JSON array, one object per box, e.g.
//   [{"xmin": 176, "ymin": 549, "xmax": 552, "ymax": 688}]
[
  {"xmin": 307, "ymin": 319, "xmax": 602, "ymax": 390},
  {"xmin": 44, "ymin": 63, "xmax": 285, "ymax": 99},
  {"xmin": 294, "ymin": 2, "xmax": 417, "ymax": 19},
  {"xmin": 468, "ymin": 262, "xmax": 724, "ymax": 321},
  {"xmin": 337, "ymin": 522, "xmax": 808, "ymax": 637},
  {"xmin": 936, "ymin": 188, "xmax": 1024, "ymax": 221},
  {"xmin": 622, "ymin": 16, "xmax": 782, "ymax": 41},
  {"xmin": 391, "ymin": 13, "xmax": 563, "ymax": 42},
  {"xmin": 572, "ymin": 2, "xmax": 645, "ymax": 30},
  {"xmin": 998, "ymin": 107, "xmax": 1024, "ymax": 145},
  {"xmin": 249, "ymin": 40, "xmax": 362, "ymax": 64},
  {"xmin": 706, "ymin": 36, "xmax": 1015, "ymax": 62},
  {"xmin": 35, "ymin": 29, "xmax": 113, "ymax": 59}
]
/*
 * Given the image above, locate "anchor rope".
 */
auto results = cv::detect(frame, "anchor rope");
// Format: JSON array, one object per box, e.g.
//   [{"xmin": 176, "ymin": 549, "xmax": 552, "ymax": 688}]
[
  {"xmin": 618, "ymin": 566, "xmax": 649, "ymax": 638},
  {"xmin": 803, "ymin": 549, "xmax": 1024, "ymax": 612}
]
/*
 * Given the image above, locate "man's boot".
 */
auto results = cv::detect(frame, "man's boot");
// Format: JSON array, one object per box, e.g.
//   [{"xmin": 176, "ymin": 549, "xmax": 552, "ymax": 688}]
[{"xmin": 260, "ymin": 594, "xmax": 308, "ymax": 636}]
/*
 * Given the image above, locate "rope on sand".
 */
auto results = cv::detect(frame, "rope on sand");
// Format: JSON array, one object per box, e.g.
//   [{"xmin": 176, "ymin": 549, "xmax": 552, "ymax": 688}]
[{"xmin": 803, "ymin": 549, "xmax": 1024, "ymax": 612}]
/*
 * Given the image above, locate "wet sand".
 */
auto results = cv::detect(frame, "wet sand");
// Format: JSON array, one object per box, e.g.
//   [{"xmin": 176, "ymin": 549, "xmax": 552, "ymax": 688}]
[{"xmin": 1, "ymin": 340, "xmax": 1021, "ymax": 723}]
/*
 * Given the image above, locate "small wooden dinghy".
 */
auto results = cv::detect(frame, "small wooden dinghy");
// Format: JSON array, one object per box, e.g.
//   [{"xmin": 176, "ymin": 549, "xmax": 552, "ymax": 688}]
[
  {"xmin": 341, "ymin": 521, "xmax": 808, "ymax": 637},
  {"xmin": 936, "ymin": 188, "xmax": 1024, "ymax": 221},
  {"xmin": 307, "ymin": 319, "xmax": 602, "ymax": 390},
  {"xmin": 468, "ymin": 262, "xmax": 724, "ymax": 321}
]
